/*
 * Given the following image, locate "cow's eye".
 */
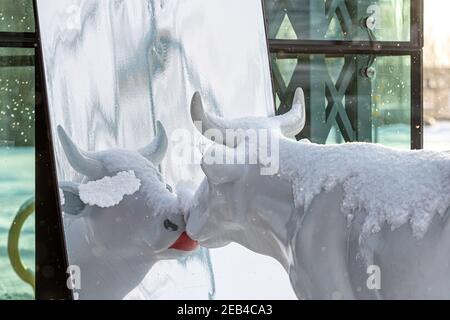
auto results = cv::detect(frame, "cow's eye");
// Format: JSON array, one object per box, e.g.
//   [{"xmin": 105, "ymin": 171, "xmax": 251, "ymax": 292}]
[
  {"xmin": 166, "ymin": 184, "xmax": 173, "ymax": 193},
  {"xmin": 164, "ymin": 219, "xmax": 178, "ymax": 232}
]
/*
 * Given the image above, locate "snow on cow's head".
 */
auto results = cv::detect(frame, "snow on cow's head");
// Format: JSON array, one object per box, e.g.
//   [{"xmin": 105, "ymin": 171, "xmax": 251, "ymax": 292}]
[{"xmin": 77, "ymin": 170, "xmax": 141, "ymax": 208}]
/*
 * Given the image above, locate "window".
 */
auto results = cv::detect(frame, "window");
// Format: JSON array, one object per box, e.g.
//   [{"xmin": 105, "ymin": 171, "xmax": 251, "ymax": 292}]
[
  {"xmin": 0, "ymin": 0, "xmax": 35, "ymax": 300},
  {"xmin": 264, "ymin": 0, "xmax": 423, "ymax": 149}
]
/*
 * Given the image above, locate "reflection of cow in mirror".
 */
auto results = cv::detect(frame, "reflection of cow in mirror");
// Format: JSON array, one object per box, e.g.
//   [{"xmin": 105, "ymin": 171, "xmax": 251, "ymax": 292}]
[
  {"xmin": 58, "ymin": 122, "xmax": 198, "ymax": 300},
  {"xmin": 187, "ymin": 89, "xmax": 450, "ymax": 300}
]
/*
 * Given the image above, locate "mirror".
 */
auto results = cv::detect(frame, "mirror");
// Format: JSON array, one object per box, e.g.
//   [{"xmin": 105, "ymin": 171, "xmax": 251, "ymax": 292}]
[{"xmin": 36, "ymin": 0, "xmax": 295, "ymax": 299}]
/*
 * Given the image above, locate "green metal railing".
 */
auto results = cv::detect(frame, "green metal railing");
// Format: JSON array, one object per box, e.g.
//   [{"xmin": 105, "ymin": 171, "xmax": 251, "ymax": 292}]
[{"xmin": 8, "ymin": 197, "xmax": 35, "ymax": 291}]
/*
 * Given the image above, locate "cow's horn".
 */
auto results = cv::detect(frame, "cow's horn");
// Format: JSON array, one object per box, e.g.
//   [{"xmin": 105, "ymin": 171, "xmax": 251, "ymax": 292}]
[
  {"xmin": 274, "ymin": 87, "xmax": 306, "ymax": 138},
  {"xmin": 191, "ymin": 92, "xmax": 244, "ymax": 148},
  {"xmin": 190, "ymin": 88, "xmax": 306, "ymax": 145},
  {"xmin": 201, "ymin": 145, "xmax": 246, "ymax": 185},
  {"xmin": 139, "ymin": 120, "xmax": 168, "ymax": 165},
  {"xmin": 57, "ymin": 126, "xmax": 105, "ymax": 179}
]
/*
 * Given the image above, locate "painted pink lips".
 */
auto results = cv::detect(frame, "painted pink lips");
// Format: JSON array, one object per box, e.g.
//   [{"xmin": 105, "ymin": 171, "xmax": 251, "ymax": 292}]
[{"xmin": 170, "ymin": 232, "xmax": 199, "ymax": 251}]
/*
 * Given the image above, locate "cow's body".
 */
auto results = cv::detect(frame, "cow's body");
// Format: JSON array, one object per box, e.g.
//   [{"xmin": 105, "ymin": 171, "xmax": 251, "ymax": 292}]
[
  {"xmin": 293, "ymin": 186, "xmax": 450, "ymax": 300},
  {"xmin": 186, "ymin": 89, "xmax": 450, "ymax": 300},
  {"xmin": 188, "ymin": 160, "xmax": 450, "ymax": 300}
]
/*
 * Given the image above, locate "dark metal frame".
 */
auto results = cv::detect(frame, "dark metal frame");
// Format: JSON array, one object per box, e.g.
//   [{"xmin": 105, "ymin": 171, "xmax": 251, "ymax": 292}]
[
  {"xmin": 0, "ymin": 1, "xmax": 72, "ymax": 300},
  {"xmin": 33, "ymin": 0, "xmax": 72, "ymax": 299},
  {"xmin": 262, "ymin": 0, "xmax": 424, "ymax": 149},
  {"xmin": 0, "ymin": 32, "xmax": 37, "ymax": 48}
]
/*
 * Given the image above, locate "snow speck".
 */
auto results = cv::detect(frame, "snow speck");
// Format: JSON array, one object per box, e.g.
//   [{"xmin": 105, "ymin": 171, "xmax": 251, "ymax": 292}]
[{"xmin": 79, "ymin": 170, "xmax": 141, "ymax": 208}]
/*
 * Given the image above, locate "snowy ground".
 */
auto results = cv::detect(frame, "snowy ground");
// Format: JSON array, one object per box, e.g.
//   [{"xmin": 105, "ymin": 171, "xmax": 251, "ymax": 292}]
[{"xmin": 424, "ymin": 121, "xmax": 450, "ymax": 151}]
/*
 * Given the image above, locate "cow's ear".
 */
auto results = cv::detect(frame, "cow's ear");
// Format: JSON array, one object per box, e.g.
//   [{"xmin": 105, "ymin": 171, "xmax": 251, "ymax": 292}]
[
  {"xmin": 201, "ymin": 159, "xmax": 247, "ymax": 186},
  {"xmin": 201, "ymin": 162, "xmax": 247, "ymax": 185},
  {"xmin": 201, "ymin": 144, "xmax": 246, "ymax": 185},
  {"xmin": 59, "ymin": 181, "xmax": 86, "ymax": 216}
]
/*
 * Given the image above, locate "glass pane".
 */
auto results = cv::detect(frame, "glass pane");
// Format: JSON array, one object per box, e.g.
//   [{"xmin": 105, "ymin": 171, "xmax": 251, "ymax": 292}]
[
  {"xmin": 372, "ymin": 56, "xmax": 411, "ymax": 149},
  {"xmin": 265, "ymin": 0, "xmax": 411, "ymax": 42},
  {"xmin": 0, "ymin": 0, "xmax": 35, "ymax": 32},
  {"xmin": 37, "ymin": 0, "xmax": 295, "ymax": 300},
  {"xmin": 0, "ymin": 47, "xmax": 35, "ymax": 300},
  {"xmin": 272, "ymin": 54, "xmax": 411, "ymax": 149}
]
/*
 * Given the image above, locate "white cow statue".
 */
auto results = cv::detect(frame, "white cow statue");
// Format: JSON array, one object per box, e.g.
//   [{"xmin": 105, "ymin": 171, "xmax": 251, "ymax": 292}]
[
  {"xmin": 58, "ymin": 122, "xmax": 198, "ymax": 300},
  {"xmin": 186, "ymin": 89, "xmax": 450, "ymax": 300}
]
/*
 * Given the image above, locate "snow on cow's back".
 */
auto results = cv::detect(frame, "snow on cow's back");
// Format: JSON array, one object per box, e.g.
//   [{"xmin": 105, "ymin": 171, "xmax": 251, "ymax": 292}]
[{"xmin": 279, "ymin": 138, "xmax": 450, "ymax": 240}]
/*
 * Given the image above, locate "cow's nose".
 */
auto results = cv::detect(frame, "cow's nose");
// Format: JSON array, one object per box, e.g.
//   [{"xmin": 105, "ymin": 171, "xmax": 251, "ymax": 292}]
[{"xmin": 164, "ymin": 219, "xmax": 179, "ymax": 232}]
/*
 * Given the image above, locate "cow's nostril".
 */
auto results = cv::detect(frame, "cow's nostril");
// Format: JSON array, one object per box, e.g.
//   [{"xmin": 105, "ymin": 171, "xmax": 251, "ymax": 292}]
[{"xmin": 164, "ymin": 219, "xmax": 179, "ymax": 231}]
